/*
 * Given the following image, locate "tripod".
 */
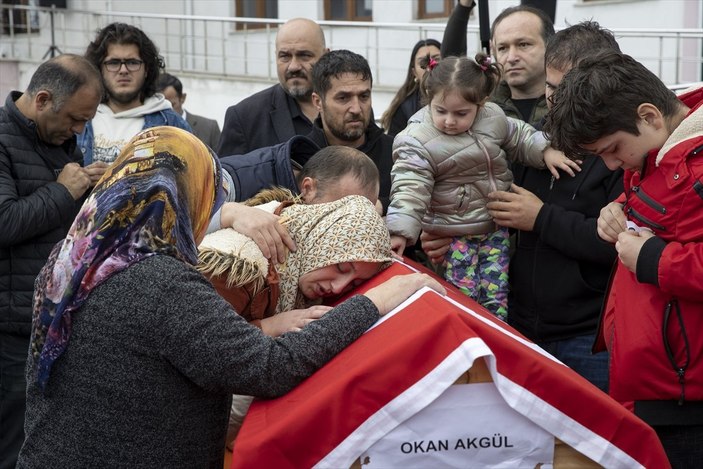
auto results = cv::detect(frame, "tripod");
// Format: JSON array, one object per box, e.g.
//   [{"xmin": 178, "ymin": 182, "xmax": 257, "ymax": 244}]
[{"xmin": 42, "ymin": 5, "xmax": 61, "ymax": 60}]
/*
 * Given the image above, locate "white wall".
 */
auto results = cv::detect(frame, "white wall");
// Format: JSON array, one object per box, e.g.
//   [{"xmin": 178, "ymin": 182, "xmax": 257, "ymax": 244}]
[{"xmin": 5, "ymin": 0, "xmax": 701, "ymax": 128}]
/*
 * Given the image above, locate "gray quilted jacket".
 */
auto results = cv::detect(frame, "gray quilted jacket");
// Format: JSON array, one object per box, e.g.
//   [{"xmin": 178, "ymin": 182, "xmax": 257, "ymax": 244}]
[{"xmin": 387, "ymin": 104, "xmax": 548, "ymax": 242}]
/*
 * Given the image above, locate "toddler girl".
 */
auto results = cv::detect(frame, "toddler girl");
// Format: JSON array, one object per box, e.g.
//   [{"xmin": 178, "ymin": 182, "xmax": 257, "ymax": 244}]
[{"xmin": 386, "ymin": 54, "xmax": 578, "ymax": 320}]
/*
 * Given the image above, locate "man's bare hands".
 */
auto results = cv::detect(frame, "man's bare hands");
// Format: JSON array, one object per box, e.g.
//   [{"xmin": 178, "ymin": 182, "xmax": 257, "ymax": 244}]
[
  {"xmin": 419, "ymin": 231, "xmax": 452, "ymax": 265},
  {"xmin": 616, "ymin": 230, "xmax": 654, "ymax": 273},
  {"xmin": 260, "ymin": 305, "xmax": 332, "ymax": 336},
  {"xmin": 57, "ymin": 163, "xmax": 91, "ymax": 200},
  {"xmin": 487, "ymin": 184, "xmax": 542, "ymax": 231},
  {"xmin": 84, "ymin": 161, "xmax": 110, "ymax": 185}
]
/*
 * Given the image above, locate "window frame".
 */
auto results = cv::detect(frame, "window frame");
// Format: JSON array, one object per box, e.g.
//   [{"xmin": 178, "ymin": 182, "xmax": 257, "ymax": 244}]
[
  {"xmin": 1, "ymin": 0, "xmax": 40, "ymax": 35},
  {"xmin": 234, "ymin": 0, "xmax": 277, "ymax": 30},
  {"xmin": 417, "ymin": 0, "xmax": 453, "ymax": 20},
  {"xmin": 323, "ymin": 0, "xmax": 372, "ymax": 22}
]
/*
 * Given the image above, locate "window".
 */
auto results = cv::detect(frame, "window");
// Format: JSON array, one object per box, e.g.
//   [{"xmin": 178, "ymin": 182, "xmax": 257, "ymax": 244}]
[
  {"xmin": 235, "ymin": 0, "xmax": 277, "ymax": 30},
  {"xmin": 1, "ymin": 0, "xmax": 40, "ymax": 35},
  {"xmin": 324, "ymin": 0, "xmax": 372, "ymax": 21},
  {"xmin": 418, "ymin": 0, "xmax": 453, "ymax": 19}
]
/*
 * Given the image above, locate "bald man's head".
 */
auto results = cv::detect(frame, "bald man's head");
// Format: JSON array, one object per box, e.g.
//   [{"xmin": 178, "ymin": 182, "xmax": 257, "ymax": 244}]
[
  {"xmin": 275, "ymin": 18, "xmax": 328, "ymax": 99},
  {"xmin": 298, "ymin": 146, "xmax": 379, "ymax": 205}
]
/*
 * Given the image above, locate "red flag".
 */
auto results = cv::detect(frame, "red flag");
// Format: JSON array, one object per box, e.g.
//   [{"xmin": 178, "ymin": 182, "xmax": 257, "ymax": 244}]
[{"xmin": 232, "ymin": 261, "xmax": 669, "ymax": 469}]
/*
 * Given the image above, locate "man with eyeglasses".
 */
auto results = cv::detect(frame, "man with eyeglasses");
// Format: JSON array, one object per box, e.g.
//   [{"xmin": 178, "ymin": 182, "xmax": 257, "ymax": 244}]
[{"xmin": 78, "ymin": 22, "xmax": 191, "ymax": 165}]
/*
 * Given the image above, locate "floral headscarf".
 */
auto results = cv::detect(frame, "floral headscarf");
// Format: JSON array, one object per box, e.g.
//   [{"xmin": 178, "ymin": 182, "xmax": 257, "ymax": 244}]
[
  {"xmin": 31, "ymin": 126, "xmax": 226, "ymax": 391},
  {"xmin": 277, "ymin": 195, "xmax": 393, "ymax": 313}
]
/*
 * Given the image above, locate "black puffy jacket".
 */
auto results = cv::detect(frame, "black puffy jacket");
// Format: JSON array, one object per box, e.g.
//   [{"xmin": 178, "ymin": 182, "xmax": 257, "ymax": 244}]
[{"xmin": 0, "ymin": 92, "xmax": 83, "ymax": 335}]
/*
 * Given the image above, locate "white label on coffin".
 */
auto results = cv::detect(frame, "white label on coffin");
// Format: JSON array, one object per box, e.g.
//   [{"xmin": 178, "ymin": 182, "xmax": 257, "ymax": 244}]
[{"xmin": 360, "ymin": 382, "xmax": 555, "ymax": 468}]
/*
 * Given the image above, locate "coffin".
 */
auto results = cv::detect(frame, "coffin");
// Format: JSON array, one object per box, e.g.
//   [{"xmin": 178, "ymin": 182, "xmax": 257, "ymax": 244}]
[{"xmin": 229, "ymin": 261, "xmax": 669, "ymax": 468}]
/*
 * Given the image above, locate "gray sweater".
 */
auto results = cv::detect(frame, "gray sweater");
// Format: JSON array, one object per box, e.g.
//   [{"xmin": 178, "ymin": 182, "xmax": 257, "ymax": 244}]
[{"xmin": 18, "ymin": 254, "xmax": 379, "ymax": 468}]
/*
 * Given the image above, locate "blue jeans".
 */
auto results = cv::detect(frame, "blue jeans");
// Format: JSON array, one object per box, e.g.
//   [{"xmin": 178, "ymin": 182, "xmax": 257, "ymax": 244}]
[
  {"xmin": 538, "ymin": 334, "xmax": 609, "ymax": 394},
  {"xmin": 0, "ymin": 332, "xmax": 28, "ymax": 469}
]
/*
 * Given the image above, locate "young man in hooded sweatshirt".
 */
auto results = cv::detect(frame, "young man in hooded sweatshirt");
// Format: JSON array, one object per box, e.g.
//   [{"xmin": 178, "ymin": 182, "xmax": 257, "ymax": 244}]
[{"xmin": 78, "ymin": 23, "xmax": 191, "ymax": 165}]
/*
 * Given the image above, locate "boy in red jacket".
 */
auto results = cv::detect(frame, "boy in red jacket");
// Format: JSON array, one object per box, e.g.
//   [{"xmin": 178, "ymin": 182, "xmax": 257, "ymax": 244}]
[{"xmin": 545, "ymin": 50, "xmax": 703, "ymax": 468}]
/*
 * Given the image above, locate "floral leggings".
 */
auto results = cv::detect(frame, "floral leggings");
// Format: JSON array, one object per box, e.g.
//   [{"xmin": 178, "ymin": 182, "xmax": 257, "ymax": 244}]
[{"xmin": 443, "ymin": 228, "xmax": 510, "ymax": 321}]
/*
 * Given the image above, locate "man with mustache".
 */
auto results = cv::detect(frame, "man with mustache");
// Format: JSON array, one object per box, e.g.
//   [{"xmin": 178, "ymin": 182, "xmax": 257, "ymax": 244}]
[
  {"xmin": 78, "ymin": 23, "xmax": 191, "ymax": 165},
  {"xmin": 306, "ymin": 50, "xmax": 393, "ymax": 213},
  {"xmin": 218, "ymin": 18, "xmax": 329, "ymax": 156}
]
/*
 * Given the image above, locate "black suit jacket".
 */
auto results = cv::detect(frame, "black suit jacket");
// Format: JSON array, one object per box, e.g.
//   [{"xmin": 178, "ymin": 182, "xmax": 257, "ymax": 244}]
[
  {"xmin": 218, "ymin": 84, "xmax": 307, "ymax": 156},
  {"xmin": 185, "ymin": 110, "xmax": 221, "ymax": 151}
]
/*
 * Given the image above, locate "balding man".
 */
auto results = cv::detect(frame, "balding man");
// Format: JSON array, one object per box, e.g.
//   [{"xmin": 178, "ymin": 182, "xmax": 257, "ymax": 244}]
[
  {"xmin": 0, "ymin": 54, "xmax": 105, "ymax": 469},
  {"xmin": 218, "ymin": 18, "xmax": 329, "ymax": 155}
]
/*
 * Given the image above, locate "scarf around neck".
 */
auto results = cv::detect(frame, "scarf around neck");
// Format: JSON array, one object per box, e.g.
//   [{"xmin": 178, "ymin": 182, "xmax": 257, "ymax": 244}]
[
  {"xmin": 198, "ymin": 194, "xmax": 393, "ymax": 316},
  {"xmin": 276, "ymin": 195, "xmax": 392, "ymax": 313}
]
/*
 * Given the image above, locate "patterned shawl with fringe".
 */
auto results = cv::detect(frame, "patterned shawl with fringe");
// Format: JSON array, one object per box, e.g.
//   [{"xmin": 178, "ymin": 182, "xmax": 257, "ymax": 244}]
[{"xmin": 198, "ymin": 194, "xmax": 392, "ymax": 316}]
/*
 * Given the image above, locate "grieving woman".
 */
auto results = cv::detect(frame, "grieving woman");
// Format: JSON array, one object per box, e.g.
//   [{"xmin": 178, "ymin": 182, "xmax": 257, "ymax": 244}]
[
  {"xmin": 17, "ymin": 127, "xmax": 444, "ymax": 468},
  {"xmin": 199, "ymin": 192, "xmax": 394, "ymax": 445},
  {"xmin": 198, "ymin": 193, "xmax": 393, "ymax": 335}
]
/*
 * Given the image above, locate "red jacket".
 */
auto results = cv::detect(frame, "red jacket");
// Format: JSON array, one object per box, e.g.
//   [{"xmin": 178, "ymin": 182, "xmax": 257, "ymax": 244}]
[{"xmin": 602, "ymin": 87, "xmax": 703, "ymax": 410}]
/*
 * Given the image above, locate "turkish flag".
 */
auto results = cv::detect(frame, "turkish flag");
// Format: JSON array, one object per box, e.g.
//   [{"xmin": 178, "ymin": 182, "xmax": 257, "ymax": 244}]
[{"xmin": 231, "ymin": 261, "xmax": 669, "ymax": 469}]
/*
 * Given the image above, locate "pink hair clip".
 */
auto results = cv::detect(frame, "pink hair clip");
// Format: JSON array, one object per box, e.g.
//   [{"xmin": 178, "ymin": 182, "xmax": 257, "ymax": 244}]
[
  {"xmin": 479, "ymin": 56, "xmax": 492, "ymax": 71},
  {"xmin": 427, "ymin": 57, "xmax": 439, "ymax": 71}
]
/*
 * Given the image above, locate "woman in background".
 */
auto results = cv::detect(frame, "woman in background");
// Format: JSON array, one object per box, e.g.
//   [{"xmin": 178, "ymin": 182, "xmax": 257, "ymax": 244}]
[{"xmin": 381, "ymin": 38, "xmax": 441, "ymax": 137}]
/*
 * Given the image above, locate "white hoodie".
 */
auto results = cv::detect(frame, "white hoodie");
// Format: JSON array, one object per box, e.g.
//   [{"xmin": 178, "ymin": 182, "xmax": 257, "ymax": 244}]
[{"xmin": 92, "ymin": 94, "xmax": 172, "ymax": 164}]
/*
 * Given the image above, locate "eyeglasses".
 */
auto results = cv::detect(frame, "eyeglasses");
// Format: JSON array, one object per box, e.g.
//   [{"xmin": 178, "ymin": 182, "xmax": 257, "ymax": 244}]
[{"xmin": 103, "ymin": 59, "xmax": 144, "ymax": 72}]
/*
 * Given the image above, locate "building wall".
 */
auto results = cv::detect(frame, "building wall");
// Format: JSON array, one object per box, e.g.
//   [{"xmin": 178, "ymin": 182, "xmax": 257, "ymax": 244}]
[{"xmin": 2, "ymin": 0, "xmax": 701, "ymax": 130}]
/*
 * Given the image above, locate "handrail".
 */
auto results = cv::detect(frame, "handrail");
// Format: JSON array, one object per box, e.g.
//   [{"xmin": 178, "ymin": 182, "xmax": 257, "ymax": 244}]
[{"xmin": 1, "ymin": 3, "xmax": 701, "ymax": 88}]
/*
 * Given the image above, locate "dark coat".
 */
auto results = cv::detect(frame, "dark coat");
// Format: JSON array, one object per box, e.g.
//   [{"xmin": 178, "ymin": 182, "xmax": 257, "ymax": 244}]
[
  {"xmin": 508, "ymin": 156, "xmax": 623, "ymax": 343},
  {"xmin": 218, "ymin": 84, "xmax": 311, "ymax": 156},
  {"xmin": 0, "ymin": 92, "xmax": 83, "ymax": 335},
  {"xmin": 19, "ymin": 254, "xmax": 379, "ymax": 468},
  {"xmin": 306, "ymin": 118, "xmax": 394, "ymax": 213},
  {"xmin": 186, "ymin": 110, "xmax": 221, "ymax": 151},
  {"xmin": 219, "ymin": 135, "xmax": 320, "ymax": 202},
  {"xmin": 387, "ymin": 90, "xmax": 422, "ymax": 138}
]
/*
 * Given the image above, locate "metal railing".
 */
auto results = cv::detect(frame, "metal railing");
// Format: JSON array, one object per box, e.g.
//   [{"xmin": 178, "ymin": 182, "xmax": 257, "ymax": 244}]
[{"xmin": 1, "ymin": 3, "xmax": 702, "ymax": 88}]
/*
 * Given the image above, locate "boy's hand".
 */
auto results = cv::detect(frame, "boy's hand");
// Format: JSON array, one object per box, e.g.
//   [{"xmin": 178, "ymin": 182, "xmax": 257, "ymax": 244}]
[
  {"xmin": 543, "ymin": 147, "xmax": 581, "ymax": 179},
  {"xmin": 597, "ymin": 202, "xmax": 627, "ymax": 243},
  {"xmin": 84, "ymin": 161, "xmax": 110, "ymax": 185},
  {"xmin": 57, "ymin": 163, "xmax": 91, "ymax": 200},
  {"xmin": 616, "ymin": 230, "xmax": 655, "ymax": 273}
]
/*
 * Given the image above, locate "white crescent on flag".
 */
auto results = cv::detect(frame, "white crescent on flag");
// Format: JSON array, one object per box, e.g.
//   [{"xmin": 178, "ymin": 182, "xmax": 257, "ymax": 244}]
[{"xmin": 231, "ymin": 261, "xmax": 669, "ymax": 469}]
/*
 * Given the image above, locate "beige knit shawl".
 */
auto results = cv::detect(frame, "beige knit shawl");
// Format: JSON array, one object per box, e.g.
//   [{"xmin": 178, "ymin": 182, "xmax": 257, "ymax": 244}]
[{"xmin": 198, "ymin": 194, "xmax": 392, "ymax": 314}]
